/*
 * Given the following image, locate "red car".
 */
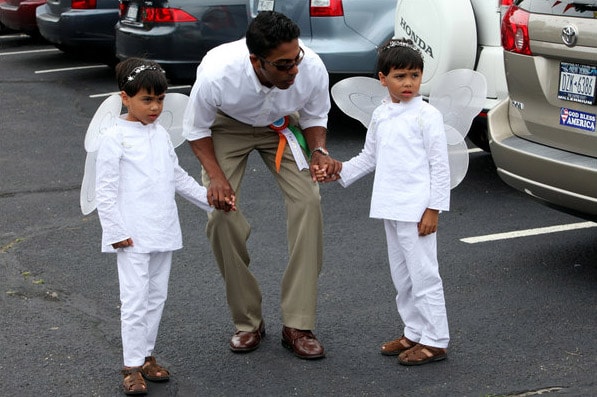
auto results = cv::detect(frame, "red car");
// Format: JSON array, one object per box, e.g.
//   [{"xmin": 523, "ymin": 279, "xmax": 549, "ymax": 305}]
[{"xmin": 0, "ymin": 0, "xmax": 46, "ymax": 35}]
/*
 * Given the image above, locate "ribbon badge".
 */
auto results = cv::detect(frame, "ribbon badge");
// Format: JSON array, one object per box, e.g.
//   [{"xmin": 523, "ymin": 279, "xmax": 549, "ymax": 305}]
[{"xmin": 269, "ymin": 116, "xmax": 310, "ymax": 173}]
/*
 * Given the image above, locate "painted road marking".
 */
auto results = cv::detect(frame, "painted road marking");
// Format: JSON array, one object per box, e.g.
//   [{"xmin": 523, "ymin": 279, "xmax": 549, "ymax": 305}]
[
  {"xmin": 89, "ymin": 85, "xmax": 192, "ymax": 98},
  {"xmin": 0, "ymin": 48, "xmax": 59, "ymax": 56},
  {"xmin": 460, "ymin": 221, "xmax": 597, "ymax": 244},
  {"xmin": 35, "ymin": 65, "xmax": 108, "ymax": 74}
]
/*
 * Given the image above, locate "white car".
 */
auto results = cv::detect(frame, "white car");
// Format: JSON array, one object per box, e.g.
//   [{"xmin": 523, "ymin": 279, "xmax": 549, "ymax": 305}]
[{"xmin": 394, "ymin": 0, "xmax": 512, "ymax": 151}]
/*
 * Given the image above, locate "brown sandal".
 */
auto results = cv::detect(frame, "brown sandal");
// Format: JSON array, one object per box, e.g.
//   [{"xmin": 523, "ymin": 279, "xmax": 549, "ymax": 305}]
[
  {"xmin": 380, "ymin": 335, "xmax": 416, "ymax": 356},
  {"xmin": 398, "ymin": 344, "xmax": 447, "ymax": 366},
  {"xmin": 121, "ymin": 366, "xmax": 147, "ymax": 395},
  {"xmin": 141, "ymin": 356, "xmax": 170, "ymax": 382}
]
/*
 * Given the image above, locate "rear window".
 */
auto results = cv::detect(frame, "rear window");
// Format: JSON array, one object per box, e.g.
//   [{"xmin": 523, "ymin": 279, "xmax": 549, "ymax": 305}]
[{"xmin": 515, "ymin": 0, "xmax": 597, "ymax": 16}]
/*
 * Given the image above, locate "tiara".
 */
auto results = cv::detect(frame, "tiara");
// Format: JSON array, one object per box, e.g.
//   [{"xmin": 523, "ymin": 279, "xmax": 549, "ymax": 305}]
[
  {"xmin": 382, "ymin": 39, "xmax": 421, "ymax": 55},
  {"xmin": 124, "ymin": 65, "xmax": 165, "ymax": 85}
]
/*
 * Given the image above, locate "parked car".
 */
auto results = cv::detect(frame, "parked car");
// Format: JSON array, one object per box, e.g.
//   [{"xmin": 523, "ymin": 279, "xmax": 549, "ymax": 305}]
[
  {"xmin": 488, "ymin": 0, "xmax": 597, "ymax": 220},
  {"xmin": 0, "ymin": 0, "xmax": 46, "ymax": 36},
  {"xmin": 36, "ymin": 0, "xmax": 119, "ymax": 56},
  {"xmin": 116, "ymin": 0, "xmax": 248, "ymax": 82},
  {"xmin": 394, "ymin": 0, "xmax": 512, "ymax": 151},
  {"xmin": 115, "ymin": 0, "xmax": 396, "ymax": 83}
]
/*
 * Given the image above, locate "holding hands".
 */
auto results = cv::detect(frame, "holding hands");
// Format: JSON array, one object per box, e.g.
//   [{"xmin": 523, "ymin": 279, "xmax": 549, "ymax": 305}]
[
  {"xmin": 206, "ymin": 173, "xmax": 237, "ymax": 212},
  {"xmin": 310, "ymin": 151, "xmax": 342, "ymax": 183}
]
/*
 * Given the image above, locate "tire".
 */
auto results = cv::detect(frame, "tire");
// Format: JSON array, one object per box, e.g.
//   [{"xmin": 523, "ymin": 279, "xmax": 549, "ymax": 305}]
[{"xmin": 467, "ymin": 117, "xmax": 490, "ymax": 152}]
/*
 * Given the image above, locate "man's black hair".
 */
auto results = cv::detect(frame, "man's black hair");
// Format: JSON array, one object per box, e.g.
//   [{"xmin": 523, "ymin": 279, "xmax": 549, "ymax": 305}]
[{"xmin": 245, "ymin": 11, "xmax": 301, "ymax": 57}]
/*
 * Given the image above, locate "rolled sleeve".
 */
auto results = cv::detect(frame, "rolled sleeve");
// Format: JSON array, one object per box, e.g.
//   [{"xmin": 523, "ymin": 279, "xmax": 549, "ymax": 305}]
[{"xmin": 183, "ymin": 72, "xmax": 218, "ymax": 141}]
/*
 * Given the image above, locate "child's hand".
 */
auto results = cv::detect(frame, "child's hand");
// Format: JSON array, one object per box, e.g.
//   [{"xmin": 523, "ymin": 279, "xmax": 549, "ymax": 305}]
[
  {"xmin": 112, "ymin": 238, "xmax": 134, "ymax": 249},
  {"xmin": 417, "ymin": 209, "xmax": 439, "ymax": 236},
  {"xmin": 224, "ymin": 194, "xmax": 237, "ymax": 212},
  {"xmin": 311, "ymin": 162, "xmax": 342, "ymax": 183},
  {"xmin": 320, "ymin": 173, "xmax": 341, "ymax": 183},
  {"xmin": 312, "ymin": 164, "xmax": 328, "ymax": 182}
]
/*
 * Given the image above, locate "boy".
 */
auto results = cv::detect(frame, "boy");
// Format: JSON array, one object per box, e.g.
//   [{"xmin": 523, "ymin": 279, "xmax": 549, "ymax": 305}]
[
  {"xmin": 336, "ymin": 38, "xmax": 451, "ymax": 365},
  {"xmin": 95, "ymin": 58, "xmax": 212, "ymax": 394}
]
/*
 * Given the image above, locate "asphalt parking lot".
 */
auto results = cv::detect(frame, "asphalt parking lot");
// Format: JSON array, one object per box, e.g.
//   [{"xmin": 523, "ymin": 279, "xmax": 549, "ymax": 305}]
[{"xmin": 1, "ymin": 33, "xmax": 596, "ymax": 397}]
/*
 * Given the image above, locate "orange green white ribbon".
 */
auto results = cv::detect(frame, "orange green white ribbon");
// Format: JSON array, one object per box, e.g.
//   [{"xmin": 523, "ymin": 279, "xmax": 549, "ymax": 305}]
[{"xmin": 269, "ymin": 116, "xmax": 309, "ymax": 173}]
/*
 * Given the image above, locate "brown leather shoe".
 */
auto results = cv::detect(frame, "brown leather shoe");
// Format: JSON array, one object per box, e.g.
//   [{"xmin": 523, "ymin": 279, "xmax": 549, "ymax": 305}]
[
  {"xmin": 380, "ymin": 335, "xmax": 416, "ymax": 356},
  {"xmin": 281, "ymin": 326, "xmax": 325, "ymax": 359},
  {"xmin": 398, "ymin": 344, "xmax": 447, "ymax": 366},
  {"xmin": 229, "ymin": 321, "xmax": 265, "ymax": 352}
]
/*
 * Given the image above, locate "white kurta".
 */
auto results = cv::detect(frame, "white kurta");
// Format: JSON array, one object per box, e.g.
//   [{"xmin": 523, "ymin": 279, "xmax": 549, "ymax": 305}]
[
  {"xmin": 340, "ymin": 95, "xmax": 451, "ymax": 348},
  {"xmin": 95, "ymin": 117, "xmax": 212, "ymax": 253},
  {"xmin": 339, "ymin": 95, "xmax": 450, "ymax": 221}
]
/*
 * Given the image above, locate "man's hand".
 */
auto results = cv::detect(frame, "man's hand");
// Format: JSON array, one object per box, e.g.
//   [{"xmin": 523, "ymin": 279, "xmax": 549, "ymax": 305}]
[
  {"xmin": 188, "ymin": 137, "xmax": 236, "ymax": 212},
  {"xmin": 206, "ymin": 175, "xmax": 236, "ymax": 212}
]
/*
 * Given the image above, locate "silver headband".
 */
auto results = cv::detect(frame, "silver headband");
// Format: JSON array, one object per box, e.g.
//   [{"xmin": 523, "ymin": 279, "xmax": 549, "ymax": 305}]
[
  {"xmin": 124, "ymin": 65, "xmax": 165, "ymax": 84},
  {"xmin": 382, "ymin": 39, "xmax": 421, "ymax": 55}
]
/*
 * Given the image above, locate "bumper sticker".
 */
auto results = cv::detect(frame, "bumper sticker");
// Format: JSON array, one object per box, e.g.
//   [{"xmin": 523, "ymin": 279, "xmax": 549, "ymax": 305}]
[{"xmin": 560, "ymin": 108, "xmax": 596, "ymax": 133}]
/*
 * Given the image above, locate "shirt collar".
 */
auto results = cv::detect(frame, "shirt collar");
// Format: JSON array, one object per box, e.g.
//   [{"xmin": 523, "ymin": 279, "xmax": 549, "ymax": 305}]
[{"xmin": 243, "ymin": 55, "xmax": 275, "ymax": 94}]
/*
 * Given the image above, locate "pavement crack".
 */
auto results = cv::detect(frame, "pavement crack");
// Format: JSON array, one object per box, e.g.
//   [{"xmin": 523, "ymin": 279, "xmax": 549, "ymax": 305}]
[{"xmin": 0, "ymin": 184, "xmax": 80, "ymax": 198}]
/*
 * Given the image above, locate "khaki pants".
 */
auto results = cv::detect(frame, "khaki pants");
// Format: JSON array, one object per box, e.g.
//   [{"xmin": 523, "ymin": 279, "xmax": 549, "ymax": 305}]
[{"xmin": 202, "ymin": 112, "xmax": 323, "ymax": 332}]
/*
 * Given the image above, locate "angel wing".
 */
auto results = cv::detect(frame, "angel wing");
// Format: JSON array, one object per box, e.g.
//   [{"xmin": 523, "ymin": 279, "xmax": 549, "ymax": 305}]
[
  {"xmin": 330, "ymin": 69, "xmax": 487, "ymax": 189},
  {"xmin": 80, "ymin": 92, "xmax": 190, "ymax": 215}
]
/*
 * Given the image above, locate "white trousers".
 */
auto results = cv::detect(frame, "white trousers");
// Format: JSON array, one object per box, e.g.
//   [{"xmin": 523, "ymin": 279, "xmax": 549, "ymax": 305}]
[
  {"xmin": 117, "ymin": 251, "xmax": 172, "ymax": 367},
  {"xmin": 384, "ymin": 220, "xmax": 449, "ymax": 348}
]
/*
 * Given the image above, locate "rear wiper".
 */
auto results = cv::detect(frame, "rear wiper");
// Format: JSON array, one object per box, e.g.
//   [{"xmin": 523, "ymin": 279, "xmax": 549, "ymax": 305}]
[{"xmin": 570, "ymin": 3, "xmax": 597, "ymax": 12}]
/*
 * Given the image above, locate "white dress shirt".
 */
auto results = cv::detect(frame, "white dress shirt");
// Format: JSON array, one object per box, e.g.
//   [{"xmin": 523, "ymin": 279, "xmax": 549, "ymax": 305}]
[
  {"xmin": 339, "ymin": 96, "xmax": 450, "ymax": 222},
  {"xmin": 182, "ymin": 38, "xmax": 330, "ymax": 141},
  {"xmin": 95, "ymin": 117, "xmax": 212, "ymax": 253}
]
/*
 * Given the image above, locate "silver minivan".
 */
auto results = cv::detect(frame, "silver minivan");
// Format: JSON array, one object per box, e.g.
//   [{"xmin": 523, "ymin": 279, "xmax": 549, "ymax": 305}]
[{"xmin": 488, "ymin": 0, "xmax": 597, "ymax": 220}]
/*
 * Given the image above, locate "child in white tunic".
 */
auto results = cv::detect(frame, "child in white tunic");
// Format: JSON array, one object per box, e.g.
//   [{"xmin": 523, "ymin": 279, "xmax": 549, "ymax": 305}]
[
  {"xmin": 95, "ymin": 58, "xmax": 213, "ymax": 395},
  {"xmin": 337, "ymin": 39, "xmax": 451, "ymax": 366}
]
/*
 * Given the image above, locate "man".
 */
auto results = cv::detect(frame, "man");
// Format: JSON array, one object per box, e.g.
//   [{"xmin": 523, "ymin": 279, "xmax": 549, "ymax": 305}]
[{"xmin": 182, "ymin": 11, "xmax": 341, "ymax": 359}]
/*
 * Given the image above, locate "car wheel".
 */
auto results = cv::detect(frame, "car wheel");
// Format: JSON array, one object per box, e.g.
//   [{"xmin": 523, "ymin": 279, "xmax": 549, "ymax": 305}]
[
  {"xmin": 467, "ymin": 117, "xmax": 490, "ymax": 152},
  {"xmin": 0, "ymin": 22, "xmax": 11, "ymax": 35}
]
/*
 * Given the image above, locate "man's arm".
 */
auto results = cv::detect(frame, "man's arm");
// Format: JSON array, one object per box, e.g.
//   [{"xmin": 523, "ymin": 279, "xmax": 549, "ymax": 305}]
[{"xmin": 188, "ymin": 137, "xmax": 236, "ymax": 211}]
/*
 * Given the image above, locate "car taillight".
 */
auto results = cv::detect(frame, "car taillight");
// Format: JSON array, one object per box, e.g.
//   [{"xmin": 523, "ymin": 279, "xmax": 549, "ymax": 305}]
[
  {"xmin": 72, "ymin": 0, "xmax": 97, "ymax": 9},
  {"xmin": 500, "ymin": 0, "xmax": 513, "ymax": 6},
  {"xmin": 501, "ymin": 5, "xmax": 531, "ymax": 55},
  {"xmin": 119, "ymin": 1, "xmax": 126, "ymax": 17},
  {"xmin": 142, "ymin": 7, "xmax": 197, "ymax": 23},
  {"xmin": 310, "ymin": 0, "xmax": 343, "ymax": 17}
]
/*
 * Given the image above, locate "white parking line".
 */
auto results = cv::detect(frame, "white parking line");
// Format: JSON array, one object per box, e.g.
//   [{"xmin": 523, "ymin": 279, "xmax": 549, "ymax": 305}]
[
  {"xmin": 89, "ymin": 85, "xmax": 192, "ymax": 98},
  {"xmin": 35, "ymin": 65, "xmax": 108, "ymax": 74},
  {"xmin": 460, "ymin": 221, "xmax": 597, "ymax": 244},
  {"xmin": 0, "ymin": 33, "xmax": 29, "ymax": 39},
  {"xmin": 0, "ymin": 48, "xmax": 59, "ymax": 56}
]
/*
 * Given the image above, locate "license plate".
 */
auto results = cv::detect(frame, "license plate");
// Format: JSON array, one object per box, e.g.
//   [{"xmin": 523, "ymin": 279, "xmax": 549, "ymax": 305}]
[
  {"xmin": 558, "ymin": 62, "xmax": 596, "ymax": 105},
  {"xmin": 257, "ymin": 0, "xmax": 274, "ymax": 11},
  {"xmin": 125, "ymin": 3, "xmax": 139, "ymax": 21}
]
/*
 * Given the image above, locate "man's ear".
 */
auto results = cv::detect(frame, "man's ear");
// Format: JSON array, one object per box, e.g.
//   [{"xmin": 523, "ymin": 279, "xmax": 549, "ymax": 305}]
[{"xmin": 249, "ymin": 54, "xmax": 261, "ymax": 70}]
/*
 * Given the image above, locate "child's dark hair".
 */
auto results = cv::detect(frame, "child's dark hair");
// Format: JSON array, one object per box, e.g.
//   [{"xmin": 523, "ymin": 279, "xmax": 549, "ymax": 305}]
[
  {"xmin": 115, "ymin": 57, "xmax": 168, "ymax": 96},
  {"xmin": 377, "ymin": 38, "xmax": 424, "ymax": 76},
  {"xmin": 246, "ymin": 11, "xmax": 300, "ymax": 58}
]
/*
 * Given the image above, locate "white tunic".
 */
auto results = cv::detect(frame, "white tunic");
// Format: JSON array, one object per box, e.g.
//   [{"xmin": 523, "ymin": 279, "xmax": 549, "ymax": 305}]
[
  {"xmin": 95, "ymin": 117, "xmax": 212, "ymax": 253},
  {"xmin": 339, "ymin": 96, "xmax": 450, "ymax": 222},
  {"xmin": 182, "ymin": 38, "xmax": 330, "ymax": 141}
]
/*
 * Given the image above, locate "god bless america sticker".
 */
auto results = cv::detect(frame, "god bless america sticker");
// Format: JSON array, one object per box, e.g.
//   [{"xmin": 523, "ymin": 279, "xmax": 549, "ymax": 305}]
[{"xmin": 560, "ymin": 108, "xmax": 596, "ymax": 133}]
